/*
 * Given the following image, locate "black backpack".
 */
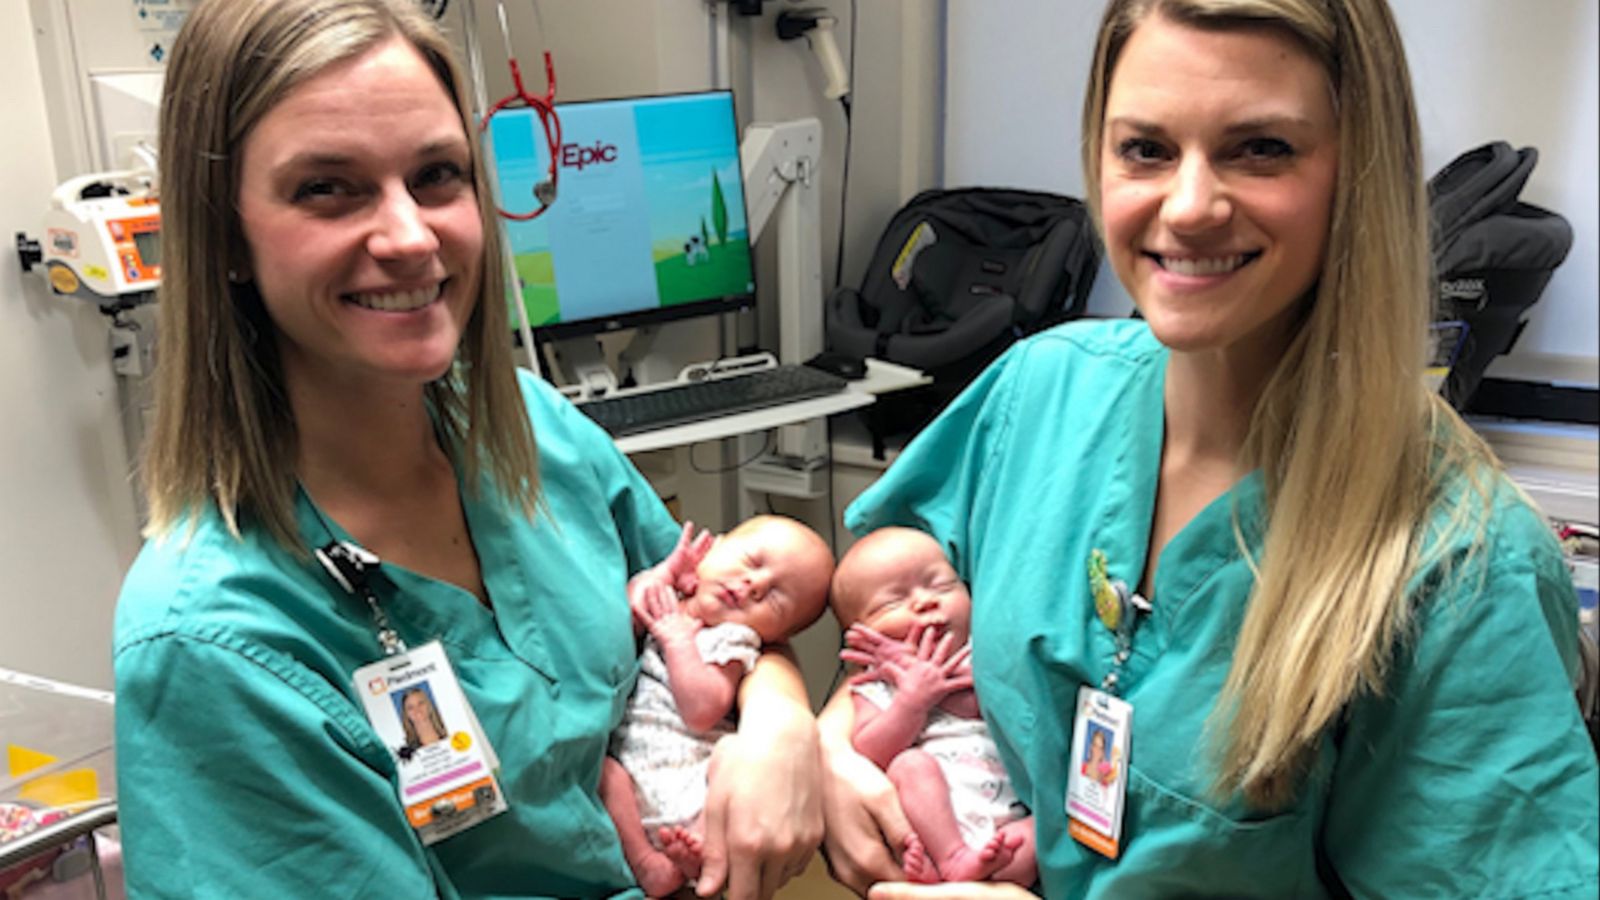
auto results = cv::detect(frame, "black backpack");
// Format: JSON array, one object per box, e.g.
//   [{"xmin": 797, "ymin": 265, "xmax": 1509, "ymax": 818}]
[
  {"xmin": 1428, "ymin": 141, "xmax": 1573, "ymax": 409},
  {"xmin": 826, "ymin": 187, "xmax": 1100, "ymax": 443}
]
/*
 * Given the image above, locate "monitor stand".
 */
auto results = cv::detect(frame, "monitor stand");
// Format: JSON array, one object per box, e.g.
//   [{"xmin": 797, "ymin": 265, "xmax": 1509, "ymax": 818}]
[
  {"xmin": 616, "ymin": 325, "xmax": 682, "ymax": 388},
  {"xmin": 547, "ymin": 327, "xmax": 790, "ymax": 405},
  {"xmin": 545, "ymin": 325, "xmax": 694, "ymax": 400},
  {"xmin": 545, "ymin": 336, "xmax": 619, "ymax": 400}
]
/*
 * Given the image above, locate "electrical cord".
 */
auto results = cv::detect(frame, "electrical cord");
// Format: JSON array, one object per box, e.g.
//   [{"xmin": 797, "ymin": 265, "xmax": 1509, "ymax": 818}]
[
  {"xmin": 689, "ymin": 430, "xmax": 775, "ymax": 474},
  {"xmin": 824, "ymin": 415, "xmax": 839, "ymax": 551},
  {"xmin": 829, "ymin": 2, "xmax": 856, "ymax": 559},
  {"xmin": 832, "ymin": 0, "xmax": 858, "ymax": 294}
]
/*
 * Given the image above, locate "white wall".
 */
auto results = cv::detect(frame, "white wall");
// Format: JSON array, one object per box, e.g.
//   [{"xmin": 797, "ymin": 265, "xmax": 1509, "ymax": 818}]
[
  {"xmin": 944, "ymin": 0, "xmax": 1097, "ymax": 197},
  {"xmin": 1, "ymin": 3, "xmax": 142, "ymax": 690},
  {"xmin": 943, "ymin": 0, "xmax": 1600, "ymax": 366}
]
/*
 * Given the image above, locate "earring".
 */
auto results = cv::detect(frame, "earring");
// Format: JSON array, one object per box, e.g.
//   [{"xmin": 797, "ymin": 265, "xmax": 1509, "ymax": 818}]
[{"xmin": 227, "ymin": 269, "xmax": 249, "ymax": 284}]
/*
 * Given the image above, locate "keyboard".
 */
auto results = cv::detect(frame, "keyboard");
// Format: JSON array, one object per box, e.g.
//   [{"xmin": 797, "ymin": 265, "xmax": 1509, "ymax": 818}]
[{"xmin": 577, "ymin": 364, "xmax": 849, "ymax": 437}]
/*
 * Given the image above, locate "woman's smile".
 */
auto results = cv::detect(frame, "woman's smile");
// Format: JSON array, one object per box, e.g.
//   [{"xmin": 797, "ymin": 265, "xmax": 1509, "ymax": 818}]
[{"xmin": 343, "ymin": 279, "xmax": 447, "ymax": 312}]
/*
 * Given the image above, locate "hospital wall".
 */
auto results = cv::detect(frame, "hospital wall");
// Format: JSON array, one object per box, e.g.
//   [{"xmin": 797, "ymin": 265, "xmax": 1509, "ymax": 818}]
[
  {"xmin": 0, "ymin": 2, "xmax": 142, "ymax": 690},
  {"xmin": 943, "ymin": 0, "xmax": 1600, "ymax": 381}
]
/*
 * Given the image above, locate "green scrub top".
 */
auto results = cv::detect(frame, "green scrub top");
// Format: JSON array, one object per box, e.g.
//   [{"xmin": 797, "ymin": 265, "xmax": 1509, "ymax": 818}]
[
  {"xmin": 114, "ymin": 371, "xmax": 678, "ymax": 899},
  {"xmin": 847, "ymin": 320, "xmax": 1599, "ymax": 898}
]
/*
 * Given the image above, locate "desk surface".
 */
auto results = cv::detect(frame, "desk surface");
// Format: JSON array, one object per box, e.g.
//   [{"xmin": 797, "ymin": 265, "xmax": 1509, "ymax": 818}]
[{"xmin": 613, "ymin": 358, "xmax": 928, "ymax": 455}]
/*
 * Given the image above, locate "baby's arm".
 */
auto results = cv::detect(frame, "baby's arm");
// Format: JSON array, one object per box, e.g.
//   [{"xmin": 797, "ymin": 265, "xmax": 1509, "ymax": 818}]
[
  {"xmin": 849, "ymin": 691, "xmax": 926, "ymax": 770},
  {"xmin": 634, "ymin": 583, "xmax": 742, "ymax": 732},
  {"xmin": 626, "ymin": 521, "xmax": 713, "ymax": 637},
  {"xmin": 845, "ymin": 626, "xmax": 973, "ymax": 770}
]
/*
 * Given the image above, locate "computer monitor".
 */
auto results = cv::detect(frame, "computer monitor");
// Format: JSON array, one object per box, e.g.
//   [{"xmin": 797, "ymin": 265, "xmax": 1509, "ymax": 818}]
[{"xmin": 487, "ymin": 90, "xmax": 755, "ymax": 343}]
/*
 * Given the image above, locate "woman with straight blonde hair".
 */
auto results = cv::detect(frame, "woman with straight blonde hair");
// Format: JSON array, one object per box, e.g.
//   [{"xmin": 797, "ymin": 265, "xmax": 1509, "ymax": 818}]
[
  {"xmin": 114, "ymin": 1, "xmax": 822, "ymax": 896},
  {"xmin": 818, "ymin": 0, "xmax": 1598, "ymax": 896}
]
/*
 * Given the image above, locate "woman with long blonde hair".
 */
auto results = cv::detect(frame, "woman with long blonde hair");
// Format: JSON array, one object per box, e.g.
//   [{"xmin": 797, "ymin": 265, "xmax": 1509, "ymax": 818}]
[
  {"xmin": 818, "ymin": 0, "xmax": 1597, "ymax": 895},
  {"xmin": 114, "ymin": 1, "xmax": 822, "ymax": 896}
]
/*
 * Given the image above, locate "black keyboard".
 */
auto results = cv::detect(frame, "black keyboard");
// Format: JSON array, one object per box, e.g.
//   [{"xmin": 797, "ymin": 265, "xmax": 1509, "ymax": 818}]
[{"xmin": 577, "ymin": 364, "xmax": 849, "ymax": 437}]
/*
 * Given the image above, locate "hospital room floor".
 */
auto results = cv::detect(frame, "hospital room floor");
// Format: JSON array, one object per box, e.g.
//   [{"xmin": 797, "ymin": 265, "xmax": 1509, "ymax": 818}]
[{"xmin": 778, "ymin": 857, "xmax": 855, "ymax": 899}]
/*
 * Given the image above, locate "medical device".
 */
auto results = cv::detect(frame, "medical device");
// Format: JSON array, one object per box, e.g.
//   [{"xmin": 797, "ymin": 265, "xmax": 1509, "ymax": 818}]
[
  {"xmin": 480, "ymin": 0, "xmax": 560, "ymax": 220},
  {"xmin": 776, "ymin": 9, "xmax": 851, "ymax": 101},
  {"xmin": 15, "ymin": 169, "xmax": 159, "ymax": 314}
]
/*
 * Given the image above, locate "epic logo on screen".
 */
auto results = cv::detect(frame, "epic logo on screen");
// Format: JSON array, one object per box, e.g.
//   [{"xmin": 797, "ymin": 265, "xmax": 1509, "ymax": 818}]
[{"xmin": 559, "ymin": 142, "xmax": 619, "ymax": 171}]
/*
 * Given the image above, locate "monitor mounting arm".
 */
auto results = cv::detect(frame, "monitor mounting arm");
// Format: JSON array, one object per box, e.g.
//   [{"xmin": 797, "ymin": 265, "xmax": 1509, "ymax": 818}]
[
  {"xmin": 572, "ymin": 118, "xmax": 826, "ymax": 420},
  {"xmin": 558, "ymin": 117, "xmax": 830, "ymax": 473},
  {"xmin": 739, "ymin": 117, "xmax": 827, "ymax": 460}
]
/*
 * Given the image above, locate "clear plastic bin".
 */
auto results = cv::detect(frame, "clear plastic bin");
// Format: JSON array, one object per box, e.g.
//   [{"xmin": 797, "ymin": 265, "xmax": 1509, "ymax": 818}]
[{"xmin": 0, "ymin": 669, "xmax": 122, "ymax": 899}]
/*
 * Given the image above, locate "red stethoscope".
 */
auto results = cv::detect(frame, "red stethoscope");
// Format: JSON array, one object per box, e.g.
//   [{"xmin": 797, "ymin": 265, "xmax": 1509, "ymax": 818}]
[{"xmin": 480, "ymin": 0, "xmax": 561, "ymax": 221}]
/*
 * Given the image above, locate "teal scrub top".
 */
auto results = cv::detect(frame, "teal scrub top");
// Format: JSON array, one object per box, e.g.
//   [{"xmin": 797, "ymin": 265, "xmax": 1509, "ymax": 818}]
[
  {"xmin": 847, "ymin": 320, "xmax": 1599, "ymax": 898},
  {"xmin": 114, "ymin": 371, "xmax": 678, "ymax": 899}
]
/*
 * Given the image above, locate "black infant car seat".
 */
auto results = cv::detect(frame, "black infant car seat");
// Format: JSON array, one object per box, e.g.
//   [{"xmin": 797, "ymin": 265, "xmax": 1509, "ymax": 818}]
[
  {"xmin": 1428, "ymin": 141, "xmax": 1574, "ymax": 409},
  {"xmin": 826, "ymin": 187, "xmax": 1100, "ymax": 445}
]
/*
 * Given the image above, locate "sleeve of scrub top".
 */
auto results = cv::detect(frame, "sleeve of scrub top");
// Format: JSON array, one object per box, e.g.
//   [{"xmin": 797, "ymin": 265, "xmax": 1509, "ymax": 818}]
[
  {"xmin": 844, "ymin": 342, "xmax": 1022, "ymax": 568},
  {"xmin": 1322, "ymin": 504, "xmax": 1600, "ymax": 897},
  {"xmin": 522, "ymin": 371, "xmax": 679, "ymax": 573},
  {"xmin": 115, "ymin": 631, "xmax": 443, "ymax": 899}
]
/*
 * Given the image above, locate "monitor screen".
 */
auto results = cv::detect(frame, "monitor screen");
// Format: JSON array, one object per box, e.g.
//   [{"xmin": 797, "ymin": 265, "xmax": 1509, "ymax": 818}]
[{"xmin": 488, "ymin": 90, "xmax": 755, "ymax": 341}]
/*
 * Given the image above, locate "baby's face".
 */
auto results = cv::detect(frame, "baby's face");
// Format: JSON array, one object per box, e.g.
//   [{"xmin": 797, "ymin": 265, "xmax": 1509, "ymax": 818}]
[
  {"xmin": 685, "ymin": 518, "xmax": 830, "ymax": 643},
  {"xmin": 838, "ymin": 531, "xmax": 971, "ymax": 647}
]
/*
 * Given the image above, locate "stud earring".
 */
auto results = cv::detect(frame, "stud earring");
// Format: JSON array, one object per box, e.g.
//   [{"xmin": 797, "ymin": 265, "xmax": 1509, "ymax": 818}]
[{"xmin": 227, "ymin": 269, "xmax": 249, "ymax": 284}]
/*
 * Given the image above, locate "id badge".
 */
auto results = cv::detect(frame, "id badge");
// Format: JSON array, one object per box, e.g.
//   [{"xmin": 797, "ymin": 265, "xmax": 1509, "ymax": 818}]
[
  {"xmin": 353, "ymin": 640, "xmax": 507, "ymax": 845},
  {"xmin": 1066, "ymin": 686, "xmax": 1132, "ymax": 859}
]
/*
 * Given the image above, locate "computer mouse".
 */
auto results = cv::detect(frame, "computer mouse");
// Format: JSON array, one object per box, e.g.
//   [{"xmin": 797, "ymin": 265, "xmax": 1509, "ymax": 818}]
[{"xmin": 805, "ymin": 351, "xmax": 868, "ymax": 380}]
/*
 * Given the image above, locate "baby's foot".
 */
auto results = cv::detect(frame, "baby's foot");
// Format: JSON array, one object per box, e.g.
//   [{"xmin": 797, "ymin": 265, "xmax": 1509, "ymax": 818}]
[
  {"xmin": 901, "ymin": 833, "xmax": 940, "ymax": 885},
  {"xmin": 937, "ymin": 830, "xmax": 1023, "ymax": 882},
  {"xmin": 659, "ymin": 825, "xmax": 705, "ymax": 880},
  {"xmin": 628, "ymin": 846, "xmax": 684, "ymax": 899}
]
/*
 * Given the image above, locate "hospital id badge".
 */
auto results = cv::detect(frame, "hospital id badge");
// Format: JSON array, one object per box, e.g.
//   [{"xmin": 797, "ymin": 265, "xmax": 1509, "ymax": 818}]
[
  {"xmin": 1066, "ymin": 686, "xmax": 1132, "ymax": 859},
  {"xmin": 353, "ymin": 640, "xmax": 507, "ymax": 845}
]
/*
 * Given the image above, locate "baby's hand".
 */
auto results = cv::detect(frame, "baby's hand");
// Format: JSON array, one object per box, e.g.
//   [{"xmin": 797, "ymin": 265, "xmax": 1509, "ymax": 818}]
[
  {"xmin": 626, "ymin": 522, "xmax": 713, "ymax": 632},
  {"xmin": 840, "ymin": 624, "xmax": 917, "ymax": 678},
  {"xmin": 631, "ymin": 577, "xmax": 675, "ymax": 627},
  {"xmin": 660, "ymin": 520, "xmax": 714, "ymax": 596},
  {"xmin": 634, "ymin": 581, "xmax": 701, "ymax": 646},
  {"xmin": 875, "ymin": 627, "xmax": 972, "ymax": 711},
  {"xmin": 648, "ymin": 609, "xmax": 703, "ymax": 648}
]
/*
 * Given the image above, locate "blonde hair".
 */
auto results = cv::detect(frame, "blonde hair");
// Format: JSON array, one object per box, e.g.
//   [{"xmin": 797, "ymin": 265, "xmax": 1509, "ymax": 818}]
[
  {"xmin": 400, "ymin": 687, "xmax": 448, "ymax": 749},
  {"xmin": 1083, "ymin": 0, "xmax": 1499, "ymax": 808},
  {"xmin": 145, "ymin": 0, "xmax": 538, "ymax": 550}
]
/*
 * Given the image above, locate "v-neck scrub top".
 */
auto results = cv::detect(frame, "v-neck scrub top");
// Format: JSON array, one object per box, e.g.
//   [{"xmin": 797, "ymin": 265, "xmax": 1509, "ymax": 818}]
[
  {"xmin": 113, "ymin": 371, "xmax": 678, "ymax": 899},
  {"xmin": 847, "ymin": 320, "xmax": 1599, "ymax": 898}
]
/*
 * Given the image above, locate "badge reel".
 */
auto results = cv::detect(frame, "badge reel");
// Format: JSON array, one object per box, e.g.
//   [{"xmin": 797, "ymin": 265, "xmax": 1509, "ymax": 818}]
[
  {"xmin": 1066, "ymin": 550, "xmax": 1146, "ymax": 859},
  {"xmin": 318, "ymin": 541, "xmax": 508, "ymax": 845}
]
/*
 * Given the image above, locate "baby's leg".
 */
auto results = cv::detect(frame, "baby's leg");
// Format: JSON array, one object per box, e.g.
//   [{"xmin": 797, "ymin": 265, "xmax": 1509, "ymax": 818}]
[
  {"xmin": 600, "ymin": 757, "xmax": 684, "ymax": 897},
  {"xmin": 886, "ymin": 749, "xmax": 1013, "ymax": 883},
  {"xmin": 988, "ymin": 817, "xmax": 1038, "ymax": 887}
]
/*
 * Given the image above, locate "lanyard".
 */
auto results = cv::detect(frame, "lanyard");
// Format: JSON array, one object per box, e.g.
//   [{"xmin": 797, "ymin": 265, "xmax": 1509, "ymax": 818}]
[
  {"xmin": 304, "ymin": 488, "xmax": 408, "ymax": 657},
  {"xmin": 316, "ymin": 540, "xmax": 407, "ymax": 657}
]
